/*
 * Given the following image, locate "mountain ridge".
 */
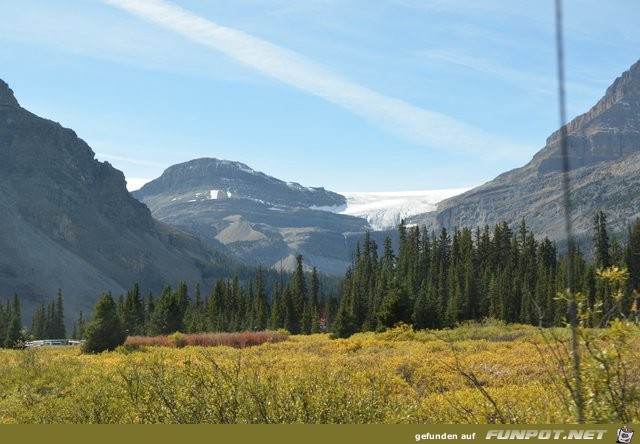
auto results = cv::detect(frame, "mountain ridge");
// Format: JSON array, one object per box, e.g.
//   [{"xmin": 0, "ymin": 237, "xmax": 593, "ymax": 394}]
[
  {"xmin": 410, "ymin": 59, "xmax": 640, "ymax": 241},
  {"xmin": 0, "ymin": 79, "xmax": 223, "ymax": 321},
  {"xmin": 136, "ymin": 157, "xmax": 346, "ymax": 211}
]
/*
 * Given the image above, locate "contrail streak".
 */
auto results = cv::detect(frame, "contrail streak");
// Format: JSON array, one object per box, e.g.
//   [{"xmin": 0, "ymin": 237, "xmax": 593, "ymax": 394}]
[{"xmin": 104, "ymin": 0, "xmax": 527, "ymax": 156}]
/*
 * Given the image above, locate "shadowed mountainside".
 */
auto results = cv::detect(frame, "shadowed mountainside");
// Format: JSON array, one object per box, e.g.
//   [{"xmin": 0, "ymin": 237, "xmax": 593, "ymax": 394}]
[{"xmin": 0, "ymin": 79, "xmax": 224, "ymax": 320}]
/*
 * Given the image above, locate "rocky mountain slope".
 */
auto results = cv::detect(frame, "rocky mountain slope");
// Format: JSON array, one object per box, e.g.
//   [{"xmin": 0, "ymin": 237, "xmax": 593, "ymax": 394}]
[
  {"xmin": 411, "ymin": 59, "xmax": 640, "ymax": 242},
  {"xmin": 0, "ymin": 79, "xmax": 221, "ymax": 321},
  {"xmin": 133, "ymin": 158, "xmax": 371, "ymax": 275}
]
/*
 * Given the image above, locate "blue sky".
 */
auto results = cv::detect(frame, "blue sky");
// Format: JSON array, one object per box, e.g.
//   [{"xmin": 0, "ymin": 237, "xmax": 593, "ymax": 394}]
[{"xmin": 1, "ymin": 0, "xmax": 638, "ymax": 191}]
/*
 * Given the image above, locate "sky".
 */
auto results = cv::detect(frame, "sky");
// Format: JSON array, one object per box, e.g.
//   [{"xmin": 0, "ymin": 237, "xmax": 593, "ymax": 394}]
[{"xmin": 1, "ymin": 0, "xmax": 639, "ymax": 192}]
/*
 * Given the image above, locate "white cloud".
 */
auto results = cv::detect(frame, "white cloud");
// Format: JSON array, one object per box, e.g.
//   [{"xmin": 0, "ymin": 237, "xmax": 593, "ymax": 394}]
[{"xmin": 103, "ymin": 0, "xmax": 530, "ymax": 158}]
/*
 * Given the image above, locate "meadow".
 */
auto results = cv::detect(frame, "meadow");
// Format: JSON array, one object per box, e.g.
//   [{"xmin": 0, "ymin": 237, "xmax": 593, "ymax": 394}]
[{"xmin": 0, "ymin": 321, "xmax": 638, "ymax": 424}]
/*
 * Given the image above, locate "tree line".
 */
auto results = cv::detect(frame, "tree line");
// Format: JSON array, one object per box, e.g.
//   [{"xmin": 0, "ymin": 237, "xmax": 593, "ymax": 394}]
[
  {"xmin": 73, "ymin": 256, "xmax": 335, "ymax": 342},
  {"xmin": 3, "ymin": 211, "xmax": 639, "ymax": 350},
  {"xmin": 0, "ymin": 289, "xmax": 66, "ymax": 348},
  {"xmin": 331, "ymin": 211, "xmax": 640, "ymax": 337}
]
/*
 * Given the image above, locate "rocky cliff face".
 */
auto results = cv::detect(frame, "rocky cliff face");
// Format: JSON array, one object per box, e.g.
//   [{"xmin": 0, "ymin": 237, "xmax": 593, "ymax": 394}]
[
  {"xmin": 410, "ymin": 59, "xmax": 640, "ymax": 242},
  {"xmin": 536, "ymin": 59, "xmax": 640, "ymax": 173},
  {"xmin": 134, "ymin": 158, "xmax": 369, "ymax": 275},
  {"xmin": 0, "ymin": 79, "xmax": 219, "ymax": 321}
]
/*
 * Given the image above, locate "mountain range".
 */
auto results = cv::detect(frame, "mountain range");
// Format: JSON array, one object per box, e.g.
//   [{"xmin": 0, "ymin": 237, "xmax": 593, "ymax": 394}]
[
  {"xmin": 2, "ymin": 58, "xmax": 640, "ymax": 323},
  {"xmin": 132, "ymin": 161, "xmax": 468, "ymax": 274}
]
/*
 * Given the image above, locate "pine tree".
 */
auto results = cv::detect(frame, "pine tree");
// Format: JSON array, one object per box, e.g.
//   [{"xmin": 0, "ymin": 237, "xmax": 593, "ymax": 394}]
[
  {"xmin": 82, "ymin": 292, "xmax": 126, "ymax": 353},
  {"xmin": 53, "ymin": 289, "xmax": 66, "ymax": 338},
  {"xmin": 122, "ymin": 283, "xmax": 145, "ymax": 335},
  {"xmin": 4, "ymin": 294, "xmax": 23, "ymax": 348},
  {"xmin": 331, "ymin": 297, "xmax": 358, "ymax": 339},
  {"xmin": 208, "ymin": 280, "xmax": 228, "ymax": 332},
  {"xmin": 144, "ymin": 291, "xmax": 155, "ymax": 335},
  {"xmin": 186, "ymin": 282, "xmax": 207, "ymax": 333},
  {"xmin": 151, "ymin": 285, "xmax": 186, "ymax": 334},
  {"xmin": 72, "ymin": 310, "xmax": 87, "ymax": 339},
  {"xmin": 287, "ymin": 255, "xmax": 307, "ymax": 334},
  {"xmin": 593, "ymin": 210, "xmax": 611, "ymax": 269},
  {"xmin": 31, "ymin": 303, "xmax": 46, "ymax": 340},
  {"xmin": 626, "ymin": 218, "xmax": 640, "ymax": 291},
  {"xmin": 268, "ymin": 283, "xmax": 286, "ymax": 330},
  {"xmin": 309, "ymin": 267, "xmax": 321, "ymax": 333},
  {"xmin": 377, "ymin": 286, "xmax": 410, "ymax": 329},
  {"xmin": 252, "ymin": 267, "xmax": 269, "ymax": 331}
]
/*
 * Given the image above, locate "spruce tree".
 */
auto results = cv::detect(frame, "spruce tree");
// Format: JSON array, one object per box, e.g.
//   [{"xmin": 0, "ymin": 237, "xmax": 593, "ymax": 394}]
[
  {"xmin": 0, "ymin": 302, "xmax": 6, "ymax": 347},
  {"xmin": 593, "ymin": 210, "xmax": 611, "ymax": 269},
  {"xmin": 31, "ymin": 303, "xmax": 46, "ymax": 340},
  {"xmin": 53, "ymin": 289, "xmax": 66, "ymax": 338},
  {"xmin": 626, "ymin": 218, "xmax": 640, "ymax": 291},
  {"xmin": 268, "ymin": 283, "xmax": 286, "ymax": 330},
  {"xmin": 309, "ymin": 267, "xmax": 321, "ymax": 333},
  {"xmin": 73, "ymin": 310, "xmax": 86, "ymax": 339},
  {"xmin": 4, "ymin": 294, "xmax": 23, "ymax": 348},
  {"xmin": 122, "ymin": 283, "xmax": 145, "ymax": 335},
  {"xmin": 151, "ymin": 285, "xmax": 186, "ymax": 334},
  {"xmin": 252, "ymin": 267, "xmax": 269, "ymax": 331},
  {"xmin": 331, "ymin": 298, "xmax": 357, "ymax": 339},
  {"xmin": 82, "ymin": 292, "xmax": 126, "ymax": 353}
]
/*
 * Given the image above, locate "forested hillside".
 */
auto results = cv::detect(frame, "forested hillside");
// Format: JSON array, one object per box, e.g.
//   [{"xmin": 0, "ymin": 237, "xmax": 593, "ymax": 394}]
[{"xmin": 332, "ymin": 212, "xmax": 640, "ymax": 337}]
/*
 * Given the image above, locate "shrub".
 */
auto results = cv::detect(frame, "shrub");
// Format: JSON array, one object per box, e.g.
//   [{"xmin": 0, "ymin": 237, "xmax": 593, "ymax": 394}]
[{"xmin": 168, "ymin": 332, "xmax": 187, "ymax": 348}]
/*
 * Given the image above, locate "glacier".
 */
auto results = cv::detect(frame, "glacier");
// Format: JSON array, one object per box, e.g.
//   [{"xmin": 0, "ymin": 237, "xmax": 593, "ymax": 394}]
[{"xmin": 330, "ymin": 188, "xmax": 472, "ymax": 231}]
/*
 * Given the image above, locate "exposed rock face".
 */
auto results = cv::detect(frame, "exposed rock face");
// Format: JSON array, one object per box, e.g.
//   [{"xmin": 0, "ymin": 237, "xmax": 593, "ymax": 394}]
[
  {"xmin": 0, "ymin": 80, "xmax": 19, "ymax": 108},
  {"xmin": 134, "ymin": 158, "xmax": 370, "ymax": 275},
  {"xmin": 410, "ymin": 59, "xmax": 640, "ymax": 242},
  {"xmin": 0, "ymin": 79, "xmax": 218, "ymax": 321}
]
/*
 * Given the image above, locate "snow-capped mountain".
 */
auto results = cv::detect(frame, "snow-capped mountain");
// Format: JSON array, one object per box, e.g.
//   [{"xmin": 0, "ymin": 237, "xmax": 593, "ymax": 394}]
[
  {"xmin": 316, "ymin": 189, "xmax": 471, "ymax": 230},
  {"xmin": 133, "ymin": 158, "xmax": 369, "ymax": 275},
  {"xmin": 132, "ymin": 158, "xmax": 470, "ymax": 273}
]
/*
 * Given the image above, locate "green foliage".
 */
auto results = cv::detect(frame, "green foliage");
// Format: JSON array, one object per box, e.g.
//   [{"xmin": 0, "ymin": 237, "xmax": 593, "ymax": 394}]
[
  {"xmin": 168, "ymin": 332, "xmax": 187, "ymax": 348},
  {"xmin": 542, "ymin": 264, "xmax": 640, "ymax": 423},
  {"xmin": 29, "ymin": 291, "xmax": 66, "ymax": 340},
  {"xmin": 3, "ymin": 294, "xmax": 23, "ymax": 349},
  {"xmin": 82, "ymin": 292, "xmax": 126, "ymax": 354},
  {"xmin": 334, "ymin": 214, "xmax": 640, "ymax": 338}
]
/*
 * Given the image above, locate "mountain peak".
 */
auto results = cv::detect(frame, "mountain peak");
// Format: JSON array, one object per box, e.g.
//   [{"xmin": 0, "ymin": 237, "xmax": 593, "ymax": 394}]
[
  {"xmin": 412, "ymin": 59, "xmax": 640, "ymax": 243},
  {"xmin": 0, "ymin": 79, "xmax": 19, "ymax": 108},
  {"xmin": 135, "ymin": 157, "xmax": 346, "ymax": 209},
  {"xmin": 536, "ymin": 59, "xmax": 640, "ymax": 173}
]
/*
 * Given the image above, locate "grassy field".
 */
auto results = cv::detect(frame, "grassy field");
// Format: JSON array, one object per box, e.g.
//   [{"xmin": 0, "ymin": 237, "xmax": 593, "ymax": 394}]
[{"xmin": 0, "ymin": 321, "xmax": 638, "ymax": 424}]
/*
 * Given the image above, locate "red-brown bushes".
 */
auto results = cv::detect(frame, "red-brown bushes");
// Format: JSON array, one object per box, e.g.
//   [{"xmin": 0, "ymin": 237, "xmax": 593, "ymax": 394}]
[{"xmin": 124, "ymin": 330, "xmax": 289, "ymax": 349}]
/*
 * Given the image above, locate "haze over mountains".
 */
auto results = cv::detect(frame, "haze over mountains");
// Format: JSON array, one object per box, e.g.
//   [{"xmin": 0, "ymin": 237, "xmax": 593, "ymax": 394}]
[{"xmin": 410, "ymin": 59, "xmax": 640, "ymax": 243}]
